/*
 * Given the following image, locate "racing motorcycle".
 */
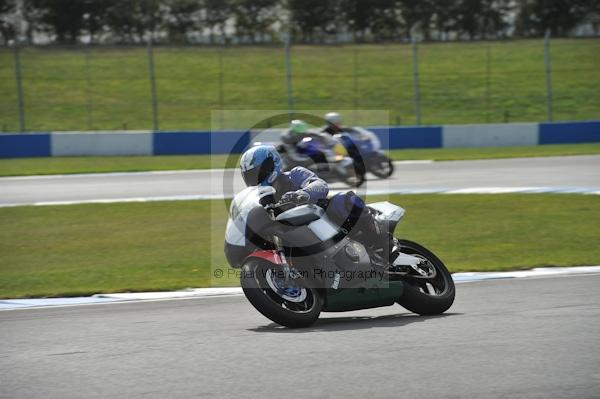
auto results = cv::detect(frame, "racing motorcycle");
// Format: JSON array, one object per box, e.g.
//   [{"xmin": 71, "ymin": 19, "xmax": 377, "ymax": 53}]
[
  {"xmin": 335, "ymin": 127, "xmax": 394, "ymax": 179},
  {"xmin": 224, "ymin": 185, "xmax": 455, "ymax": 328},
  {"xmin": 275, "ymin": 134, "xmax": 366, "ymax": 188}
]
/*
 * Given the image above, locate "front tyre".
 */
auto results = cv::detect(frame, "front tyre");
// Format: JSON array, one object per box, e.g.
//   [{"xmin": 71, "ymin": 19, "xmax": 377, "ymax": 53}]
[
  {"xmin": 369, "ymin": 154, "xmax": 394, "ymax": 178},
  {"xmin": 396, "ymin": 239, "xmax": 455, "ymax": 315},
  {"xmin": 342, "ymin": 172, "xmax": 365, "ymax": 188},
  {"xmin": 240, "ymin": 259, "xmax": 322, "ymax": 328},
  {"xmin": 340, "ymin": 164, "xmax": 365, "ymax": 188}
]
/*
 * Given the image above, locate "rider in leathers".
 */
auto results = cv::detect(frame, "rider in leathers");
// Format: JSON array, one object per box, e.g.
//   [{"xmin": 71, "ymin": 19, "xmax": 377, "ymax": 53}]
[{"xmin": 239, "ymin": 145, "xmax": 393, "ymax": 264}]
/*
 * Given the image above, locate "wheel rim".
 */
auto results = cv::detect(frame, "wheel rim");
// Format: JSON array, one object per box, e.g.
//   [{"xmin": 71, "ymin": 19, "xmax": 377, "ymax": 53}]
[
  {"xmin": 403, "ymin": 252, "xmax": 449, "ymax": 297},
  {"xmin": 347, "ymin": 173, "xmax": 364, "ymax": 187},
  {"xmin": 372, "ymin": 158, "xmax": 392, "ymax": 177},
  {"xmin": 265, "ymin": 269, "xmax": 307, "ymax": 302},
  {"xmin": 258, "ymin": 268, "xmax": 316, "ymax": 313},
  {"xmin": 379, "ymin": 160, "xmax": 391, "ymax": 175}
]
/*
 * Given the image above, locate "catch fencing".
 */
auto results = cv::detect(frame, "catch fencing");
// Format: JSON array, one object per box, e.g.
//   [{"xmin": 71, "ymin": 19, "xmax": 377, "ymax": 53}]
[{"xmin": 0, "ymin": 36, "xmax": 598, "ymax": 133}]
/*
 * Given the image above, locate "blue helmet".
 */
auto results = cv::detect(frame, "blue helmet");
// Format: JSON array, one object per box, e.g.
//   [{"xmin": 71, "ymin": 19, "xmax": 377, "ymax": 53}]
[{"xmin": 240, "ymin": 145, "xmax": 283, "ymax": 186}]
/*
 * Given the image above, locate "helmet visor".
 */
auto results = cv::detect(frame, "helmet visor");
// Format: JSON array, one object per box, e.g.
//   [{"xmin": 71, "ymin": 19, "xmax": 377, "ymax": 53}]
[{"xmin": 241, "ymin": 157, "xmax": 274, "ymax": 186}]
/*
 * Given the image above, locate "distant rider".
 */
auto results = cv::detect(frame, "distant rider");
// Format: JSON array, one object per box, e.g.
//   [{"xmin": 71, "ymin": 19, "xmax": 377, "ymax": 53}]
[
  {"xmin": 280, "ymin": 119, "xmax": 332, "ymax": 168},
  {"xmin": 280, "ymin": 119, "xmax": 311, "ymax": 146},
  {"xmin": 322, "ymin": 112, "xmax": 347, "ymax": 135},
  {"xmin": 239, "ymin": 145, "xmax": 394, "ymax": 266},
  {"xmin": 322, "ymin": 112, "xmax": 369, "ymax": 175}
]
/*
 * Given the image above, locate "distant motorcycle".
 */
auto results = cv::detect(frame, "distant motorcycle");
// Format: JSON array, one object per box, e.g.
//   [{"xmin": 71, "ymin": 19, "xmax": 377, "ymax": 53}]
[
  {"xmin": 224, "ymin": 185, "xmax": 455, "ymax": 328},
  {"xmin": 275, "ymin": 134, "xmax": 366, "ymax": 188},
  {"xmin": 335, "ymin": 127, "xmax": 394, "ymax": 179}
]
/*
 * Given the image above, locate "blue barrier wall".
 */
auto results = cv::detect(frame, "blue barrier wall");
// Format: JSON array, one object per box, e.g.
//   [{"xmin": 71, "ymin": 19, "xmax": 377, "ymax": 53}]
[
  {"xmin": 1, "ymin": 121, "xmax": 599, "ymax": 158},
  {"xmin": 0, "ymin": 134, "xmax": 51, "ymax": 158},
  {"xmin": 369, "ymin": 126, "xmax": 442, "ymax": 149},
  {"xmin": 153, "ymin": 131, "xmax": 249, "ymax": 155},
  {"xmin": 390, "ymin": 126, "xmax": 442, "ymax": 149},
  {"xmin": 539, "ymin": 121, "xmax": 600, "ymax": 144},
  {"xmin": 153, "ymin": 132, "xmax": 211, "ymax": 155}
]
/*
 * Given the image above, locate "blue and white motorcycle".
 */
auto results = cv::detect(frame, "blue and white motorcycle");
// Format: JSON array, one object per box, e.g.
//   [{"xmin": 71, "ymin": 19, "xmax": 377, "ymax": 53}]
[{"xmin": 274, "ymin": 133, "xmax": 366, "ymax": 188}]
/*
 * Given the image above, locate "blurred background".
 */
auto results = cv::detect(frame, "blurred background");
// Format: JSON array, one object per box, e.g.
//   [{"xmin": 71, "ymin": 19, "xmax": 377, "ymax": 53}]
[{"xmin": 1, "ymin": 0, "xmax": 599, "ymax": 132}]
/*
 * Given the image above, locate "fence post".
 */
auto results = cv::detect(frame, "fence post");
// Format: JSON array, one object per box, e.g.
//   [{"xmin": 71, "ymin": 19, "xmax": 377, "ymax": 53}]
[
  {"xmin": 284, "ymin": 33, "xmax": 294, "ymax": 120},
  {"xmin": 353, "ymin": 44, "xmax": 358, "ymax": 122},
  {"xmin": 485, "ymin": 43, "xmax": 491, "ymax": 123},
  {"xmin": 85, "ymin": 45, "xmax": 93, "ymax": 130},
  {"xmin": 14, "ymin": 45, "xmax": 25, "ymax": 132},
  {"xmin": 411, "ymin": 36, "xmax": 422, "ymax": 126},
  {"xmin": 544, "ymin": 29, "xmax": 553, "ymax": 122},
  {"xmin": 147, "ymin": 38, "xmax": 159, "ymax": 131},
  {"xmin": 217, "ymin": 47, "xmax": 225, "ymax": 130}
]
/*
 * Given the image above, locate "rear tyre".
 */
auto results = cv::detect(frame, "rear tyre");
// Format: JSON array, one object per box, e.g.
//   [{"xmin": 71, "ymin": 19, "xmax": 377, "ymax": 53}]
[
  {"xmin": 396, "ymin": 239, "xmax": 455, "ymax": 315},
  {"xmin": 240, "ymin": 259, "xmax": 322, "ymax": 328}
]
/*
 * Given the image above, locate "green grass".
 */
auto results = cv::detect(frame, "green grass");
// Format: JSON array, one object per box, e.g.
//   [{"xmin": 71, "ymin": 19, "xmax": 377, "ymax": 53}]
[
  {"xmin": 1, "ymin": 194, "xmax": 599, "ymax": 298},
  {"xmin": 0, "ymin": 39, "xmax": 598, "ymax": 131},
  {"xmin": 0, "ymin": 154, "xmax": 234, "ymax": 176},
  {"xmin": 1, "ymin": 143, "xmax": 599, "ymax": 177}
]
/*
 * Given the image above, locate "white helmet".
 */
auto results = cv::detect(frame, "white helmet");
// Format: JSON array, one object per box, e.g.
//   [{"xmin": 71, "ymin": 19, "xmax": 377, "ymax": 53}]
[{"xmin": 325, "ymin": 112, "xmax": 342, "ymax": 127}]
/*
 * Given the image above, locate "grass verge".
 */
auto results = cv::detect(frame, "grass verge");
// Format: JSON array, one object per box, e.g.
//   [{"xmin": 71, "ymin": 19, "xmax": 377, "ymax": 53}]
[
  {"xmin": 1, "ymin": 143, "xmax": 599, "ymax": 177},
  {"xmin": 1, "ymin": 194, "xmax": 599, "ymax": 298}
]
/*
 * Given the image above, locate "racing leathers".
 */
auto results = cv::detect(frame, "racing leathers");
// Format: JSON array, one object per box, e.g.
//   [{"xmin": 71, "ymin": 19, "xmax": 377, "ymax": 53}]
[
  {"xmin": 277, "ymin": 166, "xmax": 393, "ymax": 264},
  {"xmin": 272, "ymin": 166, "xmax": 329, "ymax": 203}
]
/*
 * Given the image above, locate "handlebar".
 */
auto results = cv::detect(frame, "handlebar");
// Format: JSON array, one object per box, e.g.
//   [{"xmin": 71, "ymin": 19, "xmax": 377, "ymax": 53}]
[
  {"xmin": 264, "ymin": 201, "xmax": 288, "ymax": 211},
  {"xmin": 264, "ymin": 192, "xmax": 310, "ymax": 211}
]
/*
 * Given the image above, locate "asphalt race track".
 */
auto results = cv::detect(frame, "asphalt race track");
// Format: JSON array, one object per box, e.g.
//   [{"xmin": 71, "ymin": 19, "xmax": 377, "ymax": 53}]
[
  {"xmin": 1, "ymin": 274, "xmax": 599, "ymax": 399},
  {"xmin": 2, "ymin": 155, "xmax": 599, "ymax": 398},
  {"xmin": 2, "ymin": 155, "xmax": 600, "ymax": 206}
]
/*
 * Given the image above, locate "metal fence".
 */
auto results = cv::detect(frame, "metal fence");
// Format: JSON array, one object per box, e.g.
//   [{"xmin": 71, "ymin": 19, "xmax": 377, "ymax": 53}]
[{"xmin": 0, "ymin": 36, "xmax": 598, "ymax": 132}]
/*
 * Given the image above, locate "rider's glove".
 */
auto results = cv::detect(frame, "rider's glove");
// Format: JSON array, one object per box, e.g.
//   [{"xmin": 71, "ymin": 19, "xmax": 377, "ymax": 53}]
[{"xmin": 281, "ymin": 190, "xmax": 310, "ymax": 204}]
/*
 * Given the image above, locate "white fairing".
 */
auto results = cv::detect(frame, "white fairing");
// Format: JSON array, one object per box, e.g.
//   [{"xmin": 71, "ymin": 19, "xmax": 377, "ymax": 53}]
[
  {"xmin": 352, "ymin": 127, "xmax": 381, "ymax": 151},
  {"xmin": 368, "ymin": 201, "xmax": 405, "ymax": 222},
  {"xmin": 275, "ymin": 204, "xmax": 339, "ymax": 241},
  {"xmin": 225, "ymin": 186, "xmax": 275, "ymax": 246},
  {"xmin": 308, "ymin": 217, "xmax": 339, "ymax": 241}
]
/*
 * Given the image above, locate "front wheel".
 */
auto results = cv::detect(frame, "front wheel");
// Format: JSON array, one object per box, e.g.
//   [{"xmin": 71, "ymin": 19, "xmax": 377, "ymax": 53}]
[
  {"xmin": 395, "ymin": 239, "xmax": 455, "ymax": 315},
  {"xmin": 369, "ymin": 154, "xmax": 394, "ymax": 178},
  {"xmin": 339, "ymin": 162, "xmax": 365, "ymax": 188},
  {"xmin": 240, "ymin": 259, "xmax": 322, "ymax": 328},
  {"xmin": 342, "ymin": 171, "xmax": 365, "ymax": 188}
]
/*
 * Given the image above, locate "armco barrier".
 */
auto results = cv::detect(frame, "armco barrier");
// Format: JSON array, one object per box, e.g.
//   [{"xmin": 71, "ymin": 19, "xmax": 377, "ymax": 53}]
[{"xmin": 0, "ymin": 121, "xmax": 598, "ymax": 158}]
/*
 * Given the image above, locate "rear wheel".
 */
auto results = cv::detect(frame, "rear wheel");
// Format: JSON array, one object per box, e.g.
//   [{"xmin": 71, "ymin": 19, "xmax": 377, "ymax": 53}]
[
  {"xmin": 241, "ymin": 259, "xmax": 322, "ymax": 328},
  {"xmin": 395, "ymin": 239, "xmax": 455, "ymax": 315}
]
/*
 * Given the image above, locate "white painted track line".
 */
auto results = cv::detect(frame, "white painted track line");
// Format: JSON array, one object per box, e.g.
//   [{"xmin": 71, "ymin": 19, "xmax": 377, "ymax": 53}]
[{"xmin": 2, "ymin": 266, "xmax": 599, "ymax": 311}]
